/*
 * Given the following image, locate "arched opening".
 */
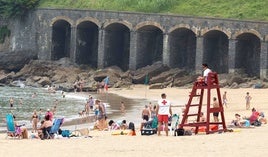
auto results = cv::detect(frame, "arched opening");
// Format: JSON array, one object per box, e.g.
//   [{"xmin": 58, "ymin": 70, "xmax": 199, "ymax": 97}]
[
  {"xmin": 169, "ymin": 28, "xmax": 196, "ymax": 71},
  {"xmin": 235, "ymin": 33, "xmax": 261, "ymax": 77},
  {"xmin": 103, "ymin": 23, "xmax": 130, "ymax": 71},
  {"xmin": 203, "ymin": 30, "xmax": 229, "ymax": 73},
  {"xmin": 136, "ymin": 26, "xmax": 163, "ymax": 69},
  {"xmin": 76, "ymin": 21, "xmax": 98, "ymax": 68},
  {"xmin": 51, "ymin": 20, "xmax": 71, "ymax": 60}
]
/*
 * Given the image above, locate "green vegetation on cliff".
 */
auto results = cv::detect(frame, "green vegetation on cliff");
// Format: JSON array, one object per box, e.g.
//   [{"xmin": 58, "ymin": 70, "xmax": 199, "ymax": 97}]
[
  {"xmin": 0, "ymin": 0, "xmax": 40, "ymax": 18},
  {"xmin": 39, "ymin": 0, "xmax": 268, "ymax": 21},
  {"xmin": 0, "ymin": 26, "xmax": 10, "ymax": 43}
]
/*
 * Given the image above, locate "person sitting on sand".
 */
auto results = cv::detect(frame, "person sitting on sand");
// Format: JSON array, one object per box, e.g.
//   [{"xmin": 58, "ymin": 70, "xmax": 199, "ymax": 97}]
[
  {"xmin": 11, "ymin": 115, "xmax": 29, "ymax": 139},
  {"xmin": 45, "ymin": 109, "xmax": 53, "ymax": 121},
  {"xmin": 232, "ymin": 113, "xmax": 250, "ymax": 127},
  {"xmin": 38, "ymin": 115, "xmax": 53, "ymax": 139},
  {"xmin": 108, "ymin": 120, "xmax": 120, "ymax": 130},
  {"xmin": 259, "ymin": 111, "xmax": 267, "ymax": 124},
  {"xmin": 247, "ymin": 108, "xmax": 267, "ymax": 125},
  {"xmin": 199, "ymin": 112, "xmax": 206, "ymax": 122},
  {"xmin": 128, "ymin": 122, "xmax": 136, "ymax": 136},
  {"xmin": 120, "ymin": 120, "xmax": 128, "ymax": 130},
  {"xmin": 249, "ymin": 108, "xmax": 260, "ymax": 125}
]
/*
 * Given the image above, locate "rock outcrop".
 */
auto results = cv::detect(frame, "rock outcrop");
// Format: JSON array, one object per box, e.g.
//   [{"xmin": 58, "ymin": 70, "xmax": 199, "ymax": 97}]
[
  {"xmin": 0, "ymin": 50, "xmax": 37, "ymax": 72},
  {"xmin": 0, "ymin": 58, "xmax": 267, "ymax": 91}
]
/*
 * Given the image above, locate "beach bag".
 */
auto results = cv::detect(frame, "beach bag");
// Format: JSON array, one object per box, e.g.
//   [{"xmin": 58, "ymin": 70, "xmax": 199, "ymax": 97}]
[
  {"xmin": 253, "ymin": 120, "xmax": 261, "ymax": 127},
  {"xmin": 184, "ymin": 130, "xmax": 192, "ymax": 136},
  {"xmin": 174, "ymin": 128, "xmax": 184, "ymax": 136},
  {"xmin": 61, "ymin": 130, "xmax": 70, "ymax": 137}
]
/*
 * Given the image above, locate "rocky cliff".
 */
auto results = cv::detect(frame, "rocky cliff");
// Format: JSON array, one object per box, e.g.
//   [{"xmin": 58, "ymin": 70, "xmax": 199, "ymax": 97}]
[{"xmin": 0, "ymin": 58, "xmax": 267, "ymax": 91}]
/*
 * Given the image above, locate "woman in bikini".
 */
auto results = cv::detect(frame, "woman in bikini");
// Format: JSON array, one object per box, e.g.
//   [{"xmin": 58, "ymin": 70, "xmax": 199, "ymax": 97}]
[{"xmin": 31, "ymin": 110, "xmax": 39, "ymax": 133}]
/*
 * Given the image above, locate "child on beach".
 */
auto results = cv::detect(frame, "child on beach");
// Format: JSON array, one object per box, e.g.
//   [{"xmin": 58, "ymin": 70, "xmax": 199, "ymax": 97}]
[
  {"xmin": 120, "ymin": 101, "xmax": 126, "ymax": 115},
  {"xmin": 108, "ymin": 120, "xmax": 120, "ymax": 130},
  {"xmin": 94, "ymin": 103, "xmax": 99, "ymax": 121},
  {"xmin": 222, "ymin": 91, "xmax": 228, "ymax": 108},
  {"xmin": 232, "ymin": 113, "xmax": 250, "ymax": 127},
  {"xmin": 245, "ymin": 92, "xmax": 252, "ymax": 110}
]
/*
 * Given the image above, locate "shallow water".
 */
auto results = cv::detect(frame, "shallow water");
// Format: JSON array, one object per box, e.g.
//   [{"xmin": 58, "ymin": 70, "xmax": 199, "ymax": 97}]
[{"xmin": 0, "ymin": 86, "xmax": 146, "ymax": 131}]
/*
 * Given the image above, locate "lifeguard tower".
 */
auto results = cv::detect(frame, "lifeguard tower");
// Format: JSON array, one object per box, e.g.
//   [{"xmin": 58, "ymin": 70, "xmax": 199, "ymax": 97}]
[{"xmin": 179, "ymin": 72, "xmax": 227, "ymax": 134}]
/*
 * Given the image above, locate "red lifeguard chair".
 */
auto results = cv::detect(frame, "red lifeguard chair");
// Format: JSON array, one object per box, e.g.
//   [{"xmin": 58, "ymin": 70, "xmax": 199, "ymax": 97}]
[{"xmin": 179, "ymin": 72, "xmax": 227, "ymax": 134}]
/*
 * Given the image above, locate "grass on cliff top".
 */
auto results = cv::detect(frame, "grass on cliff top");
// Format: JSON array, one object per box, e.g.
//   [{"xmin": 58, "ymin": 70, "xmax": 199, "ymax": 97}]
[{"xmin": 39, "ymin": 0, "xmax": 268, "ymax": 21}]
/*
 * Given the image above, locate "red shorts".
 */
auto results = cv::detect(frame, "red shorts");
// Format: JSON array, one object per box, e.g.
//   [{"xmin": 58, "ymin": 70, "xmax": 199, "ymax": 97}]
[{"xmin": 158, "ymin": 115, "xmax": 169, "ymax": 123}]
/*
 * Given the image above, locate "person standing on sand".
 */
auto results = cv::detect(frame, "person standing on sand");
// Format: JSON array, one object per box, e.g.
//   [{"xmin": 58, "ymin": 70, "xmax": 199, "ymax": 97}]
[
  {"xmin": 85, "ymin": 99, "xmax": 90, "ymax": 116},
  {"xmin": 88, "ymin": 96, "xmax": 94, "ymax": 111},
  {"xmin": 212, "ymin": 97, "xmax": 220, "ymax": 122},
  {"xmin": 120, "ymin": 101, "xmax": 126, "ymax": 116},
  {"xmin": 245, "ymin": 92, "xmax": 252, "ymax": 110},
  {"xmin": 31, "ymin": 110, "xmax": 39, "ymax": 133},
  {"xmin": 156, "ymin": 93, "xmax": 172, "ymax": 136},
  {"xmin": 222, "ymin": 91, "xmax": 228, "ymax": 108},
  {"xmin": 141, "ymin": 104, "xmax": 151, "ymax": 122},
  {"xmin": 94, "ymin": 99, "xmax": 108, "ymax": 130}
]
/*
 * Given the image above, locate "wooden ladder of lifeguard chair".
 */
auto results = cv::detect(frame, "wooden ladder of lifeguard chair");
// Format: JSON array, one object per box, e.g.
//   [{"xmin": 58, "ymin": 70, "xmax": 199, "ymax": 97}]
[{"xmin": 179, "ymin": 72, "xmax": 227, "ymax": 134}]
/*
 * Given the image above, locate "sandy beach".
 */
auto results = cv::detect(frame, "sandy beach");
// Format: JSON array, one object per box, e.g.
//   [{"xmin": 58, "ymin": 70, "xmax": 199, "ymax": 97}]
[{"xmin": 1, "ymin": 85, "xmax": 268, "ymax": 157}]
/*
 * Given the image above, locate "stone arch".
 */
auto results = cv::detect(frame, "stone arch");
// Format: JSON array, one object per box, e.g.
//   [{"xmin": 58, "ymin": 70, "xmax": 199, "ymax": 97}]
[
  {"xmin": 76, "ymin": 17, "xmax": 101, "ymax": 28},
  {"xmin": 135, "ymin": 24, "xmax": 163, "ymax": 69},
  {"xmin": 201, "ymin": 26, "xmax": 231, "ymax": 39},
  {"xmin": 135, "ymin": 21, "xmax": 164, "ymax": 32},
  {"xmin": 202, "ymin": 30, "xmax": 229, "ymax": 73},
  {"xmin": 235, "ymin": 32, "xmax": 261, "ymax": 77},
  {"xmin": 51, "ymin": 19, "xmax": 71, "ymax": 60},
  {"xmin": 169, "ymin": 27, "xmax": 196, "ymax": 71},
  {"xmin": 103, "ymin": 19, "xmax": 133, "ymax": 30},
  {"xmin": 103, "ymin": 22, "xmax": 130, "ymax": 71},
  {"xmin": 233, "ymin": 29, "xmax": 262, "ymax": 41},
  {"xmin": 168, "ymin": 24, "xmax": 198, "ymax": 36},
  {"xmin": 50, "ymin": 16, "xmax": 74, "ymax": 27},
  {"xmin": 76, "ymin": 21, "xmax": 99, "ymax": 68}
]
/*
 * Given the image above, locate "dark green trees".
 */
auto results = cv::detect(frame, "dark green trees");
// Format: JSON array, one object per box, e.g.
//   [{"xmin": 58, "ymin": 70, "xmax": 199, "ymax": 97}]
[{"xmin": 0, "ymin": 0, "xmax": 40, "ymax": 18}]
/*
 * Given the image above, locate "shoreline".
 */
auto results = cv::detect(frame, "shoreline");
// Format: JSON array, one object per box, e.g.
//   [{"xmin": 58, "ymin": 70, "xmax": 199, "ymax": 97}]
[{"xmin": 62, "ymin": 85, "xmax": 268, "ymax": 130}]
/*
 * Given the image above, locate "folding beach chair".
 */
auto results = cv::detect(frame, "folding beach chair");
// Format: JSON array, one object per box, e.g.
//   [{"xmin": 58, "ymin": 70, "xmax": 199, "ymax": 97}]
[
  {"xmin": 6, "ymin": 113, "xmax": 22, "ymax": 139},
  {"xmin": 169, "ymin": 114, "xmax": 180, "ymax": 135},
  {"xmin": 46, "ymin": 118, "xmax": 64, "ymax": 139}
]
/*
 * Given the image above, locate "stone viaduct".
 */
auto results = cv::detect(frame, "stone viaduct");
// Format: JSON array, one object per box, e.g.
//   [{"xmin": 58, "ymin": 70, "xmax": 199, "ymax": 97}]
[{"xmin": 4, "ymin": 8, "xmax": 268, "ymax": 78}]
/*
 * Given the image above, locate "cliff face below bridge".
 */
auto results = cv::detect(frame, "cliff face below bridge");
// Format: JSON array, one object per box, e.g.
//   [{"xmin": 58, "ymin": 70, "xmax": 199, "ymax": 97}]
[{"xmin": 0, "ymin": 50, "xmax": 37, "ymax": 72}]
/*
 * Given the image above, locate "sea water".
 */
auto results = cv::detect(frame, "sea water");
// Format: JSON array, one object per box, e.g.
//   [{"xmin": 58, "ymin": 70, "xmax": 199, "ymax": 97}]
[{"xmin": 0, "ymin": 86, "xmax": 146, "ymax": 131}]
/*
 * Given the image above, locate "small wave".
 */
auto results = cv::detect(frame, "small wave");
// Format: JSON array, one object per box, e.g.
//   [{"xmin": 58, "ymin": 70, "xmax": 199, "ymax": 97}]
[
  {"xmin": 11, "ymin": 80, "xmax": 26, "ymax": 88},
  {"xmin": 65, "ymin": 94, "xmax": 87, "ymax": 100}
]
